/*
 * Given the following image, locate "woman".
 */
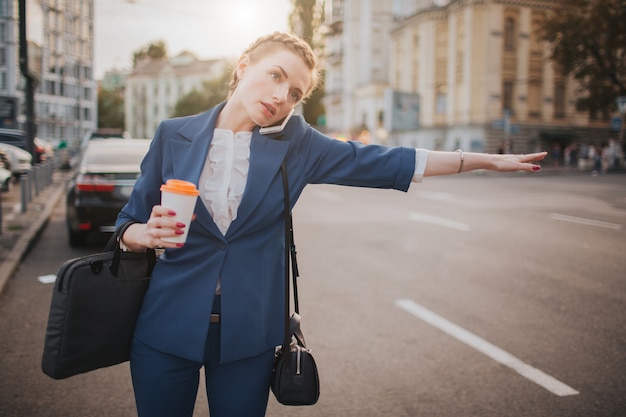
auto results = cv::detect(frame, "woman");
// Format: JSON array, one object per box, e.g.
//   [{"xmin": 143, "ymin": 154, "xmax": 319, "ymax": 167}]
[{"xmin": 117, "ymin": 31, "xmax": 546, "ymax": 417}]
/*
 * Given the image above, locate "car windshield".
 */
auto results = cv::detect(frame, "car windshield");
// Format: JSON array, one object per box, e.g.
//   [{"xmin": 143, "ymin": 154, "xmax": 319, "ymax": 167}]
[{"xmin": 82, "ymin": 141, "xmax": 150, "ymax": 172}]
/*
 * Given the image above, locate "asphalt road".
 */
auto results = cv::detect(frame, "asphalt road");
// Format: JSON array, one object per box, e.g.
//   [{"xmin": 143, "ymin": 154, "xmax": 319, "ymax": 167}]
[{"xmin": 0, "ymin": 172, "xmax": 624, "ymax": 417}]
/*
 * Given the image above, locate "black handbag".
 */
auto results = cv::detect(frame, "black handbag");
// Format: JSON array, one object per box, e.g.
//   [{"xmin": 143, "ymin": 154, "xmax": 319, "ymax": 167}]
[
  {"xmin": 41, "ymin": 221, "xmax": 157, "ymax": 379},
  {"xmin": 271, "ymin": 162, "xmax": 320, "ymax": 406}
]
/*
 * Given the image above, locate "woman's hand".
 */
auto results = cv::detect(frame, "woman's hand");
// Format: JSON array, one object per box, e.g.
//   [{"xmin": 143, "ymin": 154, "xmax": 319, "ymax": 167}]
[
  {"xmin": 121, "ymin": 205, "xmax": 187, "ymax": 251},
  {"xmin": 491, "ymin": 151, "xmax": 548, "ymax": 172}
]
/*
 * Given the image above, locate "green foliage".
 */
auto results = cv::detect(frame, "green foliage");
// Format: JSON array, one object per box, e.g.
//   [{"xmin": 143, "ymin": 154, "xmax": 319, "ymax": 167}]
[
  {"xmin": 170, "ymin": 68, "xmax": 232, "ymax": 117},
  {"xmin": 542, "ymin": 0, "xmax": 626, "ymax": 117},
  {"xmin": 133, "ymin": 40, "xmax": 168, "ymax": 68},
  {"xmin": 97, "ymin": 87, "xmax": 125, "ymax": 129},
  {"xmin": 289, "ymin": 0, "xmax": 326, "ymax": 126}
]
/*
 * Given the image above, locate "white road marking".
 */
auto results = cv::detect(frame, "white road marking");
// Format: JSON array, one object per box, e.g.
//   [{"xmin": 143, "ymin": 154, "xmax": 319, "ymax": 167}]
[
  {"xmin": 395, "ymin": 299, "xmax": 580, "ymax": 397},
  {"xmin": 417, "ymin": 191, "xmax": 455, "ymax": 201},
  {"xmin": 310, "ymin": 189, "xmax": 342, "ymax": 202},
  {"xmin": 550, "ymin": 213, "xmax": 622, "ymax": 230},
  {"xmin": 37, "ymin": 274, "xmax": 56, "ymax": 284},
  {"xmin": 409, "ymin": 212, "xmax": 471, "ymax": 232}
]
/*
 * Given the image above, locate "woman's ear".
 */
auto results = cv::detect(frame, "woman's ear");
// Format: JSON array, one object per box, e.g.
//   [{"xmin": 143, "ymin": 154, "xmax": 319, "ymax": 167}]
[{"xmin": 236, "ymin": 54, "xmax": 250, "ymax": 79}]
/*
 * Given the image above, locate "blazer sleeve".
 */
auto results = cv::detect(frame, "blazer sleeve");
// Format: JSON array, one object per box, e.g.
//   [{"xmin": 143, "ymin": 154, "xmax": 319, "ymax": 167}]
[{"xmin": 295, "ymin": 124, "xmax": 416, "ymax": 192}]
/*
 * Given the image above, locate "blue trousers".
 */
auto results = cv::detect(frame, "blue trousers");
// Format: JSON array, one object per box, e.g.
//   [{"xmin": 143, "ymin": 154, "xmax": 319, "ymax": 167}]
[{"xmin": 130, "ymin": 298, "xmax": 276, "ymax": 417}]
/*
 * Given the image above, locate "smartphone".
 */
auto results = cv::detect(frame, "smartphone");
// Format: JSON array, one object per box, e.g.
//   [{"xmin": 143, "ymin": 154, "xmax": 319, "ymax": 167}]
[{"xmin": 259, "ymin": 109, "xmax": 294, "ymax": 135}]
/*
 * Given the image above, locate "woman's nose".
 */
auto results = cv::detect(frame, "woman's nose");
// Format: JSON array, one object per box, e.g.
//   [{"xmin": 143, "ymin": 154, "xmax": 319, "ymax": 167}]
[{"xmin": 272, "ymin": 84, "xmax": 289, "ymax": 103}]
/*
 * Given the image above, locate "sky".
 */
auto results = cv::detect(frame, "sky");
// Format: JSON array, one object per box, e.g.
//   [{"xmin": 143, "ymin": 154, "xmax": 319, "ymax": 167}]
[{"xmin": 93, "ymin": 0, "xmax": 292, "ymax": 79}]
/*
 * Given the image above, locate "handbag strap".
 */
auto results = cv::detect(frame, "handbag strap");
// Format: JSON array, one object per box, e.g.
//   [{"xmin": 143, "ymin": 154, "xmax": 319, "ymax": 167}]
[
  {"xmin": 106, "ymin": 220, "xmax": 157, "ymax": 277},
  {"xmin": 280, "ymin": 162, "xmax": 301, "ymax": 353}
]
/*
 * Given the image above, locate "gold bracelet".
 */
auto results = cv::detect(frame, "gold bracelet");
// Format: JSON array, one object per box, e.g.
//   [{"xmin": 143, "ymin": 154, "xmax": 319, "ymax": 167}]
[{"xmin": 455, "ymin": 149, "xmax": 464, "ymax": 174}]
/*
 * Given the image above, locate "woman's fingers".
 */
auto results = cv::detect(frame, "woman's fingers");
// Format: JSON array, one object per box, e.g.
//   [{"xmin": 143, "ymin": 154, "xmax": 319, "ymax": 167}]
[{"xmin": 144, "ymin": 205, "xmax": 186, "ymax": 248}]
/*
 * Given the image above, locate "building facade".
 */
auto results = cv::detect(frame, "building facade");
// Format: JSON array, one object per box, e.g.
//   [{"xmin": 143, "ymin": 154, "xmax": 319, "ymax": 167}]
[
  {"xmin": 324, "ymin": 0, "xmax": 613, "ymax": 155},
  {"xmin": 124, "ymin": 52, "xmax": 231, "ymax": 139},
  {"xmin": 0, "ymin": 0, "xmax": 97, "ymax": 148},
  {"xmin": 35, "ymin": 0, "xmax": 97, "ymax": 147},
  {"xmin": 323, "ymin": 0, "xmax": 395, "ymax": 142},
  {"xmin": 0, "ymin": 0, "xmax": 21, "ymax": 129}
]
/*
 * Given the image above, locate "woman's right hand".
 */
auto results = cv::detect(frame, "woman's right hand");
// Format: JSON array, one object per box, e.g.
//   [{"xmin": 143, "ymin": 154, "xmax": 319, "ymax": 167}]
[{"xmin": 121, "ymin": 205, "xmax": 187, "ymax": 251}]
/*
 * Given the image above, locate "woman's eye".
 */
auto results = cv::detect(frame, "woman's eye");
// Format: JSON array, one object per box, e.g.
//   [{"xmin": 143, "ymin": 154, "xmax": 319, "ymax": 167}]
[
  {"xmin": 271, "ymin": 72, "xmax": 280, "ymax": 80},
  {"xmin": 289, "ymin": 91, "xmax": 301, "ymax": 102}
]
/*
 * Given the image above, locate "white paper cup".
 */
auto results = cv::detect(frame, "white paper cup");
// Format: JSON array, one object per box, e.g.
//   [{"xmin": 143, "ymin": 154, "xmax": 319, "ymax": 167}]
[{"xmin": 160, "ymin": 179, "xmax": 199, "ymax": 243}]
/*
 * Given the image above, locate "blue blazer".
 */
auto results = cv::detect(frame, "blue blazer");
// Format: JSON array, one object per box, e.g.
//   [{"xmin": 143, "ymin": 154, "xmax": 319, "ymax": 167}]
[{"xmin": 117, "ymin": 102, "xmax": 416, "ymax": 364}]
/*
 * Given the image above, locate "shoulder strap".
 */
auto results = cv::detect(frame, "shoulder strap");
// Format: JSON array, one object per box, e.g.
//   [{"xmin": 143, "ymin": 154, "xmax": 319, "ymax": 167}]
[{"xmin": 280, "ymin": 162, "xmax": 301, "ymax": 354}]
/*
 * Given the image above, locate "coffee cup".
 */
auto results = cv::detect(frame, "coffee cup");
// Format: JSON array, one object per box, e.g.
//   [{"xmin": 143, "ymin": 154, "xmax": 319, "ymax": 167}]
[{"xmin": 160, "ymin": 179, "xmax": 199, "ymax": 243}]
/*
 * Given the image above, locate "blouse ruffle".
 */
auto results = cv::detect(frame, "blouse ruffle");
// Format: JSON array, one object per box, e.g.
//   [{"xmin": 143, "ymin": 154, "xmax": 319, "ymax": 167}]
[{"xmin": 201, "ymin": 129, "xmax": 252, "ymax": 235}]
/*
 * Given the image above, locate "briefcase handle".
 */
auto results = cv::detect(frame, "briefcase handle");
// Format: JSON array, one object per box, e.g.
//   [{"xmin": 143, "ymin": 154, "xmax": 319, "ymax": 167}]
[{"xmin": 106, "ymin": 221, "xmax": 157, "ymax": 277}]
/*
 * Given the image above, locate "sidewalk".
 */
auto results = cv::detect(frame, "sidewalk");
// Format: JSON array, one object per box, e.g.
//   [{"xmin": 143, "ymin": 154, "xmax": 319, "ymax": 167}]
[{"xmin": 0, "ymin": 170, "xmax": 68, "ymax": 296}]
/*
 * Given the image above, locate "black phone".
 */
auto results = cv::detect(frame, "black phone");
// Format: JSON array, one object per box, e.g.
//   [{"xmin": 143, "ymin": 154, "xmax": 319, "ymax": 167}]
[{"xmin": 259, "ymin": 109, "xmax": 294, "ymax": 135}]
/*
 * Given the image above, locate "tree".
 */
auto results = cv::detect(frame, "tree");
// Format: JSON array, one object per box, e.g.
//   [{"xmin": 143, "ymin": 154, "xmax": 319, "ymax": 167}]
[
  {"xmin": 542, "ymin": 0, "xmax": 626, "ymax": 119},
  {"xmin": 97, "ymin": 87, "xmax": 124, "ymax": 129},
  {"xmin": 289, "ymin": 0, "xmax": 326, "ymax": 128},
  {"xmin": 133, "ymin": 40, "xmax": 168, "ymax": 68},
  {"xmin": 171, "ymin": 68, "xmax": 232, "ymax": 117}
]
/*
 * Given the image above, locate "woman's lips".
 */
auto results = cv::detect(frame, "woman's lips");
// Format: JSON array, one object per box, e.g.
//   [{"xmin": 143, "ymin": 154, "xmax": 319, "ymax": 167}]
[{"xmin": 261, "ymin": 102, "xmax": 276, "ymax": 118}]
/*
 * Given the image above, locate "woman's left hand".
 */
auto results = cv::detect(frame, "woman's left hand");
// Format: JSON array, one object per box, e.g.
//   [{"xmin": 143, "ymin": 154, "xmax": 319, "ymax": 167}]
[{"xmin": 493, "ymin": 151, "xmax": 548, "ymax": 172}]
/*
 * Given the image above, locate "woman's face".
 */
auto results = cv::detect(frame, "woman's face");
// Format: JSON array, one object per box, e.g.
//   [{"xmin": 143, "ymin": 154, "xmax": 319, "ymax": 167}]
[{"xmin": 235, "ymin": 48, "xmax": 312, "ymax": 128}]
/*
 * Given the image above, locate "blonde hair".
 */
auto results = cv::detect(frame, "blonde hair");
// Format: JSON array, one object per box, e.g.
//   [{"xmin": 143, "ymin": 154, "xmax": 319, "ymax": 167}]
[{"xmin": 228, "ymin": 31, "xmax": 320, "ymax": 101}]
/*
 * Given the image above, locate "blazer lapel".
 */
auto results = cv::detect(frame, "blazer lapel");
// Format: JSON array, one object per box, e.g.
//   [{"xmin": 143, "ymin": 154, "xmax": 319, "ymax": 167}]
[
  {"xmin": 169, "ymin": 104, "xmax": 224, "ymax": 238},
  {"xmin": 226, "ymin": 129, "xmax": 289, "ymax": 238}
]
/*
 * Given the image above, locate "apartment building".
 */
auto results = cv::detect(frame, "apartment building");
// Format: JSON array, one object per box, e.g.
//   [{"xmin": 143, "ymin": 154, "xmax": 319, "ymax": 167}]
[
  {"xmin": 324, "ymin": 0, "xmax": 613, "ymax": 154},
  {"xmin": 35, "ymin": 0, "xmax": 97, "ymax": 147},
  {"xmin": 323, "ymin": 0, "xmax": 395, "ymax": 141},
  {"xmin": 124, "ymin": 52, "xmax": 231, "ymax": 139},
  {"xmin": 0, "ymin": 0, "xmax": 20, "ymax": 129}
]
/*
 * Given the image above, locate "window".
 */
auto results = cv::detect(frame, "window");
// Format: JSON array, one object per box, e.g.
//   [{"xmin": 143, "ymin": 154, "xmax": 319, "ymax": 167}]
[
  {"xmin": 554, "ymin": 84, "xmax": 565, "ymax": 118},
  {"xmin": 528, "ymin": 80, "xmax": 541, "ymax": 118},
  {"xmin": 436, "ymin": 94, "xmax": 446, "ymax": 114},
  {"xmin": 0, "ymin": 0, "xmax": 8, "ymax": 17},
  {"xmin": 503, "ymin": 81, "xmax": 514, "ymax": 113},
  {"xmin": 504, "ymin": 18, "xmax": 516, "ymax": 51}
]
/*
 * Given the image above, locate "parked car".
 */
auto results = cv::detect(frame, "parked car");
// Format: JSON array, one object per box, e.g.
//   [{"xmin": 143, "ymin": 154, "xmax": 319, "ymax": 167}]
[
  {"xmin": 66, "ymin": 138, "xmax": 151, "ymax": 247},
  {"xmin": 0, "ymin": 128, "xmax": 47, "ymax": 163},
  {"xmin": 0, "ymin": 157, "xmax": 11, "ymax": 192},
  {"xmin": 80, "ymin": 128, "xmax": 129, "ymax": 150},
  {"xmin": 0, "ymin": 143, "xmax": 33, "ymax": 178},
  {"xmin": 34, "ymin": 137, "xmax": 55, "ymax": 162}
]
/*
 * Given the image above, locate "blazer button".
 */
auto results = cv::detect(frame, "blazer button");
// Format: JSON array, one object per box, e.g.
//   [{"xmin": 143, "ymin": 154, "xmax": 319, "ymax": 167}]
[{"xmin": 219, "ymin": 242, "xmax": 227, "ymax": 250}]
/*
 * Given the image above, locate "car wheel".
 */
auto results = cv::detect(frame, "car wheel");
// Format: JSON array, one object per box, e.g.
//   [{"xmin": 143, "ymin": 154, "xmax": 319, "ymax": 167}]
[{"xmin": 68, "ymin": 228, "xmax": 87, "ymax": 247}]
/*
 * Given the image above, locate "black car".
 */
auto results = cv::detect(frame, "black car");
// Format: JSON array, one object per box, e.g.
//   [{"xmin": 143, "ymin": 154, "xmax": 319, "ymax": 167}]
[{"xmin": 66, "ymin": 138, "xmax": 151, "ymax": 247}]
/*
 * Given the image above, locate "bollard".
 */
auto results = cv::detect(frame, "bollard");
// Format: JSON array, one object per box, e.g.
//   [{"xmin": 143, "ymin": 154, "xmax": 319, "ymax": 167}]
[
  {"xmin": 27, "ymin": 171, "xmax": 32, "ymax": 203},
  {"xmin": 20, "ymin": 174, "xmax": 28, "ymax": 213},
  {"xmin": 33, "ymin": 164, "xmax": 40, "ymax": 196},
  {"xmin": 46, "ymin": 161, "xmax": 53, "ymax": 187}
]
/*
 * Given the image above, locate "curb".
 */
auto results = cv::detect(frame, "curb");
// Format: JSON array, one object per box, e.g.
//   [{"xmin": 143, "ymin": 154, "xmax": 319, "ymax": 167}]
[{"xmin": 0, "ymin": 184, "xmax": 66, "ymax": 296}]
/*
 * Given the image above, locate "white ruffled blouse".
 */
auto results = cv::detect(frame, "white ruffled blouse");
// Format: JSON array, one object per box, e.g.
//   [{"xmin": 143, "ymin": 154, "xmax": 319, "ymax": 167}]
[{"xmin": 198, "ymin": 129, "xmax": 252, "ymax": 236}]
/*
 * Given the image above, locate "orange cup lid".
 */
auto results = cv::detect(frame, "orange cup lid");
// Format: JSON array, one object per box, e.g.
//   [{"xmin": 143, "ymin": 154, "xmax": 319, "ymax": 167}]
[{"xmin": 160, "ymin": 179, "xmax": 199, "ymax": 196}]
